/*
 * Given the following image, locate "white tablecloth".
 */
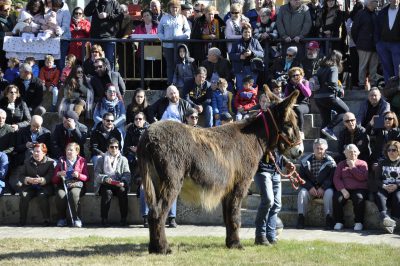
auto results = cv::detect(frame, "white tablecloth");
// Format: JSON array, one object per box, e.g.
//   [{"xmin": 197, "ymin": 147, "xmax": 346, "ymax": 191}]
[{"xmin": 3, "ymin": 36, "xmax": 61, "ymax": 60}]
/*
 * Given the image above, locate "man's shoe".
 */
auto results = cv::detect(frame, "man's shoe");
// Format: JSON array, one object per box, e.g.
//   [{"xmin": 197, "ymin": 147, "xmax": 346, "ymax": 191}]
[
  {"xmin": 168, "ymin": 217, "xmax": 177, "ymax": 228},
  {"xmin": 321, "ymin": 127, "xmax": 337, "ymax": 141},
  {"xmin": 43, "ymin": 220, "xmax": 50, "ymax": 227},
  {"xmin": 325, "ymin": 215, "xmax": 334, "ymax": 230},
  {"xmin": 383, "ymin": 225, "xmax": 395, "ymax": 234},
  {"xmin": 57, "ymin": 219, "xmax": 67, "ymax": 227},
  {"xmin": 254, "ymin": 235, "xmax": 271, "ymax": 246},
  {"xmin": 120, "ymin": 218, "xmax": 128, "ymax": 227},
  {"xmin": 334, "ymin": 223, "xmax": 344, "ymax": 230},
  {"xmin": 74, "ymin": 219, "xmax": 82, "ymax": 228},
  {"xmin": 101, "ymin": 218, "xmax": 110, "ymax": 227},
  {"xmin": 354, "ymin": 223, "xmax": 363, "ymax": 231},
  {"xmin": 296, "ymin": 214, "xmax": 305, "ymax": 229},
  {"xmin": 383, "ymin": 216, "xmax": 396, "ymax": 227},
  {"xmin": 143, "ymin": 216, "xmax": 149, "ymax": 228}
]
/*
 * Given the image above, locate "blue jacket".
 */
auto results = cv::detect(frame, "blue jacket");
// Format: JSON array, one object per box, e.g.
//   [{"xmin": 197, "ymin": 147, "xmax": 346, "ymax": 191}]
[
  {"xmin": 299, "ymin": 153, "xmax": 336, "ymax": 190},
  {"xmin": 0, "ymin": 151, "xmax": 8, "ymax": 181},
  {"xmin": 4, "ymin": 67, "xmax": 19, "ymax": 83},
  {"xmin": 211, "ymin": 90, "xmax": 234, "ymax": 115},
  {"xmin": 229, "ymin": 37, "xmax": 264, "ymax": 74},
  {"xmin": 93, "ymin": 97, "xmax": 126, "ymax": 130}
]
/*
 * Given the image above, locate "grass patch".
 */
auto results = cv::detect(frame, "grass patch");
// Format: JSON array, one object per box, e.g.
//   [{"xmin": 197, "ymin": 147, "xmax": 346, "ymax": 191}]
[{"xmin": 0, "ymin": 236, "xmax": 398, "ymax": 266}]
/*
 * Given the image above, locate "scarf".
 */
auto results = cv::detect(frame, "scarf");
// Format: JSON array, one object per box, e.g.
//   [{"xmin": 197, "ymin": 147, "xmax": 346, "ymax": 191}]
[
  {"xmin": 103, "ymin": 151, "xmax": 120, "ymax": 178},
  {"xmin": 101, "ymin": 97, "xmax": 120, "ymax": 117}
]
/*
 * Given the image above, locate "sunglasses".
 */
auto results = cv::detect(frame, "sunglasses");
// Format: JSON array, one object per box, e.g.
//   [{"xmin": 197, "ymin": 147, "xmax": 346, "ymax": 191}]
[
  {"xmin": 107, "ymin": 90, "xmax": 116, "ymax": 93},
  {"xmin": 94, "ymin": 65, "xmax": 104, "ymax": 70},
  {"xmin": 8, "ymin": 91, "xmax": 18, "ymax": 94},
  {"xmin": 344, "ymin": 119, "xmax": 355, "ymax": 123},
  {"xmin": 190, "ymin": 116, "xmax": 199, "ymax": 120},
  {"xmin": 194, "ymin": 9, "xmax": 202, "ymax": 12},
  {"xmin": 104, "ymin": 119, "xmax": 114, "ymax": 122},
  {"xmin": 291, "ymin": 74, "xmax": 301, "ymax": 78},
  {"xmin": 135, "ymin": 117, "xmax": 143, "ymax": 121},
  {"xmin": 109, "ymin": 146, "xmax": 119, "ymax": 149},
  {"xmin": 231, "ymin": 11, "xmax": 240, "ymax": 14},
  {"xmin": 388, "ymin": 148, "xmax": 398, "ymax": 152},
  {"xmin": 74, "ymin": 12, "xmax": 83, "ymax": 15},
  {"xmin": 385, "ymin": 117, "xmax": 394, "ymax": 121},
  {"xmin": 286, "ymin": 54, "xmax": 294, "ymax": 57}
]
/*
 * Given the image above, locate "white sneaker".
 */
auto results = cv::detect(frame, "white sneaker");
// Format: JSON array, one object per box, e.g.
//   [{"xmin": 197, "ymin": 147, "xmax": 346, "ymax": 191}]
[
  {"xmin": 334, "ymin": 223, "xmax": 343, "ymax": 230},
  {"xmin": 74, "ymin": 219, "xmax": 82, "ymax": 228},
  {"xmin": 354, "ymin": 223, "xmax": 363, "ymax": 231}
]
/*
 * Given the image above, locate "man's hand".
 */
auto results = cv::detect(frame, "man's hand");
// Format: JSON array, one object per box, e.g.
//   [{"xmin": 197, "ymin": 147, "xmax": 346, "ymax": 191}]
[
  {"xmin": 284, "ymin": 37, "xmax": 291, "ymax": 43},
  {"xmin": 317, "ymin": 187, "xmax": 325, "ymax": 198},
  {"xmin": 293, "ymin": 36, "xmax": 301, "ymax": 43},
  {"xmin": 98, "ymin": 12, "xmax": 108, "ymax": 19},
  {"xmin": 309, "ymin": 187, "xmax": 318, "ymax": 197},
  {"xmin": 195, "ymin": 105, "xmax": 203, "ymax": 113},
  {"xmin": 341, "ymin": 188, "xmax": 350, "ymax": 199}
]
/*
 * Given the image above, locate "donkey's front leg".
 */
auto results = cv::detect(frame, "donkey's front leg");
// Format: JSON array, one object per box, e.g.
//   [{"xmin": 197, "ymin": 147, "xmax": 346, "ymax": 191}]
[{"xmin": 222, "ymin": 191, "xmax": 244, "ymax": 249}]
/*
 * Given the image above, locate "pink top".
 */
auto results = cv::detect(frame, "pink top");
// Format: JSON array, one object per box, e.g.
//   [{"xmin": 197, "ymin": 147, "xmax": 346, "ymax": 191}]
[{"xmin": 333, "ymin": 159, "xmax": 368, "ymax": 191}]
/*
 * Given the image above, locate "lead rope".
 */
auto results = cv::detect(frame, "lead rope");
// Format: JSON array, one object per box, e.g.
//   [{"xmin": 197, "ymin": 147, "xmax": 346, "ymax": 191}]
[{"xmin": 268, "ymin": 151, "xmax": 305, "ymax": 190}]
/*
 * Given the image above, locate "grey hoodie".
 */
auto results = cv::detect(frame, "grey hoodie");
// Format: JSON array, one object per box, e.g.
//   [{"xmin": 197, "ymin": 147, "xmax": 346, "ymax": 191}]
[{"xmin": 172, "ymin": 44, "xmax": 195, "ymax": 89}]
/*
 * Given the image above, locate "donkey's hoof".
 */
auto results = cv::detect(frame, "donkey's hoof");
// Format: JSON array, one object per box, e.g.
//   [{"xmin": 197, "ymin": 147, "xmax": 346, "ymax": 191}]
[
  {"xmin": 227, "ymin": 241, "xmax": 244, "ymax": 250},
  {"xmin": 148, "ymin": 244, "xmax": 172, "ymax": 254}
]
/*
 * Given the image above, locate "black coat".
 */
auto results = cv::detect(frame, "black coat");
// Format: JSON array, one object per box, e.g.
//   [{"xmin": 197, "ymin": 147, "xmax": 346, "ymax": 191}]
[
  {"xmin": 148, "ymin": 98, "xmax": 192, "ymax": 123},
  {"xmin": 299, "ymin": 153, "xmax": 337, "ymax": 190},
  {"xmin": 51, "ymin": 122, "xmax": 88, "ymax": 159},
  {"xmin": 90, "ymin": 122, "xmax": 122, "ymax": 157},
  {"xmin": 183, "ymin": 80, "xmax": 212, "ymax": 107},
  {"xmin": 13, "ymin": 77, "xmax": 44, "ymax": 112},
  {"xmin": 371, "ymin": 128, "xmax": 400, "ymax": 164},
  {"xmin": 351, "ymin": 8, "xmax": 376, "ymax": 51},
  {"xmin": 0, "ymin": 97, "xmax": 31, "ymax": 128},
  {"xmin": 201, "ymin": 57, "xmax": 233, "ymax": 83},
  {"xmin": 123, "ymin": 122, "xmax": 149, "ymax": 173},
  {"xmin": 90, "ymin": 68, "xmax": 126, "ymax": 103}
]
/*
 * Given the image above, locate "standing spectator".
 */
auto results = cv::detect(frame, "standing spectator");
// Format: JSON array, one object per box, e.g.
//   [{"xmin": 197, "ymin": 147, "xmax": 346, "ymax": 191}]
[
  {"xmin": 13, "ymin": 63, "xmax": 44, "ymax": 114},
  {"xmin": 253, "ymin": 7, "xmax": 278, "ymax": 47},
  {"xmin": 372, "ymin": 141, "xmax": 400, "ymax": 234},
  {"xmin": 314, "ymin": 50, "xmax": 349, "ymax": 141},
  {"xmin": 302, "ymin": 41, "xmax": 324, "ymax": 80},
  {"xmin": 0, "ymin": 151, "xmax": 8, "ymax": 196},
  {"xmin": 90, "ymin": 112, "xmax": 122, "ymax": 167},
  {"xmin": 181, "ymin": 2, "xmax": 193, "ymax": 29},
  {"xmin": 21, "ymin": 0, "xmax": 45, "ymax": 26},
  {"xmin": 284, "ymin": 67, "xmax": 311, "ymax": 139},
  {"xmin": 126, "ymin": 89, "xmax": 149, "ymax": 128},
  {"xmin": 356, "ymin": 87, "xmax": 390, "ymax": 133},
  {"xmin": 374, "ymin": 0, "xmax": 400, "ymax": 82},
  {"xmin": 262, "ymin": 0, "xmax": 277, "ymax": 21},
  {"xmin": 0, "ymin": 85, "xmax": 31, "ymax": 132},
  {"xmin": 14, "ymin": 115, "xmax": 51, "ymax": 166},
  {"xmin": 333, "ymin": 144, "xmax": 369, "ymax": 231},
  {"xmin": 150, "ymin": 0, "xmax": 163, "ymax": 22},
  {"xmin": 225, "ymin": 3, "xmax": 250, "ymax": 53},
  {"xmin": 183, "ymin": 67, "xmax": 213, "ymax": 127},
  {"xmin": 82, "ymin": 44, "xmax": 110, "ymax": 77},
  {"xmin": 69, "ymin": 7, "xmax": 91, "ymax": 63},
  {"xmin": 90, "ymin": 58, "xmax": 125, "ymax": 103},
  {"xmin": 39, "ymin": 55, "xmax": 60, "ymax": 112},
  {"xmin": 158, "ymin": 0, "xmax": 191, "ymax": 85},
  {"xmin": 320, "ymin": 0, "xmax": 343, "ymax": 39},
  {"xmin": 0, "ymin": 109, "xmax": 15, "ymax": 159},
  {"xmin": 201, "ymin": 47, "xmax": 233, "ymax": 89},
  {"xmin": 229, "ymin": 23, "xmax": 264, "ymax": 91},
  {"xmin": 52, "ymin": 142, "xmax": 88, "ymax": 227},
  {"xmin": 245, "ymin": 0, "xmax": 264, "ymax": 29},
  {"xmin": 276, "ymin": 0, "xmax": 312, "ymax": 59},
  {"xmin": 307, "ymin": 0, "xmax": 323, "ymax": 37},
  {"xmin": 297, "ymin": 138, "xmax": 336, "ymax": 229},
  {"xmin": 51, "ymin": 110, "xmax": 88, "ymax": 159},
  {"xmin": 382, "ymin": 67, "xmax": 400, "ymax": 116},
  {"xmin": 172, "ymin": 44, "xmax": 195, "ymax": 93},
  {"xmin": 0, "ymin": 0, "xmax": 17, "ymax": 71},
  {"xmin": 95, "ymin": 138, "xmax": 130, "ymax": 226},
  {"xmin": 337, "ymin": 112, "xmax": 371, "ymax": 164},
  {"xmin": 84, "ymin": 0, "xmax": 123, "ymax": 70},
  {"xmin": 191, "ymin": 5, "xmax": 226, "ymax": 64},
  {"xmin": 16, "ymin": 143, "xmax": 54, "ymax": 226},
  {"xmin": 351, "ymin": 0, "xmax": 379, "ymax": 90}
]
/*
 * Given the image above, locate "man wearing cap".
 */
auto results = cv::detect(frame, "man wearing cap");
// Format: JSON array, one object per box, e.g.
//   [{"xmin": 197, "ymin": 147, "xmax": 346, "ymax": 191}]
[
  {"xmin": 201, "ymin": 47, "xmax": 233, "ymax": 86},
  {"xmin": 0, "ymin": 0, "xmax": 16, "ymax": 71},
  {"xmin": 302, "ymin": 41, "xmax": 324, "ymax": 79},
  {"xmin": 51, "ymin": 110, "xmax": 88, "ymax": 159},
  {"xmin": 181, "ymin": 2, "xmax": 193, "ymax": 29}
]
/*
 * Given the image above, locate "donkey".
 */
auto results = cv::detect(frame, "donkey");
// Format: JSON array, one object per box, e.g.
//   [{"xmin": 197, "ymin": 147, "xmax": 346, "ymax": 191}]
[{"xmin": 137, "ymin": 90, "xmax": 303, "ymax": 254}]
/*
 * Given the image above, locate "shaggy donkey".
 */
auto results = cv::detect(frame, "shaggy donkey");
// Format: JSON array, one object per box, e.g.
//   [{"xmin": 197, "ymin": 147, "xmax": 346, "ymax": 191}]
[{"xmin": 137, "ymin": 90, "xmax": 303, "ymax": 254}]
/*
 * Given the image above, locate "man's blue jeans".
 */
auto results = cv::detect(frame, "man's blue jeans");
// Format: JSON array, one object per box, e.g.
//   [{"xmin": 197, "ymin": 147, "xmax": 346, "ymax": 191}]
[
  {"xmin": 254, "ymin": 171, "xmax": 282, "ymax": 242},
  {"xmin": 140, "ymin": 185, "xmax": 177, "ymax": 218},
  {"xmin": 376, "ymin": 41, "xmax": 400, "ymax": 82},
  {"xmin": 103, "ymin": 41, "xmax": 116, "ymax": 71},
  {"xmin": 202, "ymin": 103, "xmax": 213, "ymax": 128}
]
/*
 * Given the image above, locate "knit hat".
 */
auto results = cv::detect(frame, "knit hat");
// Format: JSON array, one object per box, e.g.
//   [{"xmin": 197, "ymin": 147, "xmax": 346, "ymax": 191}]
[
  {"xmin": 181, "ymin": 2, "xmax": 193, "ymax": 10},
  {"xmin": 18, "ymin": 10, "xmax": 33, "ymax": 23},
  {"xmin": 64, "ymin": 110, "xmax": 79, "ymax": 121},
  {"xmin": 307, "ymin": 41, "xmax": 320, "ymax": 50}
]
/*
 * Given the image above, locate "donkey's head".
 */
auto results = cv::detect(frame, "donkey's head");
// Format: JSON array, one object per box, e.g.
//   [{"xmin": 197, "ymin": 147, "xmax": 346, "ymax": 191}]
[{"xmin": 266, "ymin": 90, "xmax": 304, "ymax": 159}]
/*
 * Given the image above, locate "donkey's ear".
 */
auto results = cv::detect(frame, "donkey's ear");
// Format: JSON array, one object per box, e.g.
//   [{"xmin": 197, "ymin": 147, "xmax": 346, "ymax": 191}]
[
  {"xmin": 263, "ymin": 84, "xmax": 282, "ymax": 104},
  {"xmin": 278, "ymin": 90, "xmax": 299, "ymax": 120}
]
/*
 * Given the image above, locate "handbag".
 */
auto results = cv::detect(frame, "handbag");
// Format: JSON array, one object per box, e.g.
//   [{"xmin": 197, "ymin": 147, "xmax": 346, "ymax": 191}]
[{"xmin": 250, "ymin": 57, "xmax": 265, "ymax": 72}]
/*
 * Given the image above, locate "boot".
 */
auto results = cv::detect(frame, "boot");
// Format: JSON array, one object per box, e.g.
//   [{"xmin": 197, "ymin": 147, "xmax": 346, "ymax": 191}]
[
  {"xmin": 296, "ymin": 214, "xmax": 305, "ymax": 229},
  {"xmin": 254, "ymin": 235, "xmax": 271, "ymax": 246}
]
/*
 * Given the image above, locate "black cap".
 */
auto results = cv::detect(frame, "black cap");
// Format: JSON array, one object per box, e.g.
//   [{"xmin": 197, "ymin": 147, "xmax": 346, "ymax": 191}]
[
  {"xmin": 63, "ymin": 110, "xmax": 79, "ymax": 121},
  {"xmin": 181, "ymin": 3, "xmax": 193, "ymax": 10}
]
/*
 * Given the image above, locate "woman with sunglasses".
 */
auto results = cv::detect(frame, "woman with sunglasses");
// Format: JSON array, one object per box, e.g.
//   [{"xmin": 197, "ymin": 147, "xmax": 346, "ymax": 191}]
[
  {"xmin": 225, "ymin": 3, "xmax": 249, "ymax": 53},
  {"xmin": 372, "ymin": 140, "xmax": 400, "ymax": 234},
  {"xmin": 0, "ymin": 85, "xmax": 31, "ymax": 132},
  {"xmin": 332, "ymin": 144, "xmax": 368, "ymax": 231},
  {"xmin": 60, "ymin": 65, "xmax": 94, "ymax": 119},
  {"xmin": 126, "ymin": 89, "xmax": 149, "ymax": 128},
  {"xmin": 371, "ymin": 111, "xmax": 400, "ymax": 165},
  {"xmin": 82, "ymin": 44, "xmax": 110, "ymax": 77},
  {"xmin": 68, "ymin": 6, "xmax": 91, "ymax": 63},
  {"xmin": 95, "ymin": 138, "xmax": 130, "ymax": 226},
  {"xmin": 284, "ymin": 67, "xmax": 311, "ymax": 139},
  {"xmin": 184, "ymin": 107, "xmax": 200, "ymax": 127}
]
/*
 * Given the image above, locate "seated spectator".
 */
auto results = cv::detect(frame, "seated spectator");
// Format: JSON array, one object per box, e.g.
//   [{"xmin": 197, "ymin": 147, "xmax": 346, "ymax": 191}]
[
  {"xmin": 270, "ymin": 79, "xmax": 283, "ymax": 98},
  {"xmin": 234, "ymin": 75, "xmax": 258, "ymax": 120},
  {"xmin": 14, "ymin": 115, "xmax": 51, "ymax": 166},
  {"xmin": 0, "ymin": 109, "xmax": 15, "ymax": 159},
  {"xmin": 183, "ymin": 67, "xmax": 213, "ymax": 127},
  {"xmin": 82, "ymin": 44, "xmax": 110, "ymax": 77},
  {"xmin": 172, "ymin": 44, "xmax": 195, "ymax": 92},
  {"xmin": 0, "ymin": 85, "xmax": 31, "ymax": 132},
  {"xmin": 60, "ymin": 65, "xmax": 94, "ymax": 119},
  {"xmin": 90, "ymin": 112, "xmax": 122, "ymax": 167},
  {"xmin": 337, "ymin": 112, "xmax": 371, "ymax": 164},
  {"xmin": 24, "ymin": 57, "xmax": 39, "ymax": 78},
  {"xmin": 268, "ymin": 46, "xmax": 301, "ymax": 82},
  {"xmin": 90, "ymin": 58, "xmax": 125, "ymax": 103},
  {"xmin": 13, "ymin": 63, "xmax": 44, "ymax": 114},
  {"xmin": 302, "ymin": 41, "xmax": 324, "ymax": 80},
  {"xmin": 229, "ymin": 22, "xmax": 264, "ymax": 91},
  {"xmin": 201, "ymin": 47, "xmax": 233, "ymax": 90},
  {"xmin": 184, "ymin": 107, "xmax": 199, "ymax": 127},
  {"xmin": 60, "ymin": 54, "xmax": 77, "ymax": 85},
  {"xmin": 191, "ymin": 5, "xmax": 226, "ymax": 63},
  {"xmin": 212, "ymin": 78, "xmax": 234, "ymax": 126},
  {"xmin": 93, "ymin": 84, "xmax": 126, "ymax": 135},
  {"xmin": 297, "ymin": 138, "xmax": 336, "ymax": 229},
  {"xmin": 382, "ymin": 67, "xmax": 400, "ymax": 116},
  {"xmin": 52, "ymin": 142, "xmax": 88, "ymax": 228},
  {"xmin": 225, "ymin": 3, "xmax": 249, "ymax": 53},
  {"xmin": 314, "ymin": 50, "xmax": 349, "ymax": 141},
  {"xmin": 284, "ymin": 67, "xmax": 311, "ymax": 138},
  {"xmin": 148, "ymin": 85, "xmax": 191, "ymax": 123},
  {"xmin": 16, "ymin": 143, "xmax": 54, "ymax": 226},
  {"xmin": 4, "ymin": 57, "xmax": 19, "ymax": 83},
  {"xmin": 39, "ymin": 55, "xmax": 60, "ymax": 112},
  {"xmin": 371, "ymin": 111, "xmax": 400, "ymax": 164},
  {"xmin": 68, "ymin": 6, "xmax": 91, "ymax": 63},
  {"xmin": 372, "ymin": 141, "xmax": 400, "ymax": 234},
  {"xmin": 51, "ymin": 110, "xmax": 88, "ymax": 159},
  {"xmin": 0, "ymin": 151, "xmax": 8, "ymax": 196},
  {"xmin": 220, "ymin": 112, "xmax": 234, "ymax": 124},
  {"xmin": 356, "ymin": 87, "xmax": 390, "ymax": 134},
  {"xmin": 126, "ymin": 89, "xmax": 149, "ymax": 128},
  {"xmin": 94, "ymin": 138, "xmax": 130, "ymax": 227},
  {"xmin": 333, "ymin": 144, "xmax": 368, "ymax": 231}
]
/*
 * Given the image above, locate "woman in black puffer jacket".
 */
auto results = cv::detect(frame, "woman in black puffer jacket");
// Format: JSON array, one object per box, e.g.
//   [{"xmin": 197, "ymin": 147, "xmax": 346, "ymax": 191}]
[{"xmin": 0, "ymin": 85, "xmax": 31, "ymax": 132}]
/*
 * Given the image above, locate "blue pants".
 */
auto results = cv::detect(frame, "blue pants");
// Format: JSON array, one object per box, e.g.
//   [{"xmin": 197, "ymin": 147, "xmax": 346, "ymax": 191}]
[
  {"xmin": 254, "ymin": 171, "xmax": 281, "ymax": 242},
  {"xmin": 202, "ymin": 103, "xmax": 213, "ymax": 128},
  {"xmin": 102, "ymin": 41, "xmax": 116, "ymax": 71},
  {"xmin": 376, "ymin": 41, "xmax": 400, "ymax": 82},
  {"xmin": 140, "ymin": 185, "xmax": 177, "ymax": 218},
  {"xmin": 235, "ymin": 66, "xmax": 258, "ymax": 92},
  {"xmin": 57, "ymin": 39, "xmax": 70, "ymax": 70}
]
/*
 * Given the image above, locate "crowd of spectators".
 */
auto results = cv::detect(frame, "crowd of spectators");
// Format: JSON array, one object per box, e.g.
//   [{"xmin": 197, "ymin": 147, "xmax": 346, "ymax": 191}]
[{"xmin": 0, "ymin": 0, "xmax": 398, "ymax": 236}]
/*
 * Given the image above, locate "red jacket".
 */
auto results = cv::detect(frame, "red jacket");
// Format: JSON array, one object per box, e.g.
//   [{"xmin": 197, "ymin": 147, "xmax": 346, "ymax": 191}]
[
  {"xmin": 39, "ymin": 66, "xmax": 60, "ymax": 88},
  {"xmin": 234, "ymin": 86, "xmax": 258, "ymax": 111},
  {"xmin": 68, "ymin": 18, "xmax": 91, "ymax": 62},
  {"xmin": 333, "ymin": 159, "xmax": 368, "ymax": 191},
  {"xmin": 52, "ymin": 156, "xmax": 89, "ymax": 185},
  {"xmin": 132, "ymin": 22, "xmax": 158, "ymax": 55}
]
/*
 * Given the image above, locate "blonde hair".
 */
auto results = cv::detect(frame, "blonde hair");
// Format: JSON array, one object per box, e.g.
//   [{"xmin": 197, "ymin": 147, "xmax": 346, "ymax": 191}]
[
  {"xmin": 65, "ymin": 54, "xmax": 77, "ymax": 67},
  {"xmin": 45, "ymin": 54, "xmax": 55, "ymax": 62},
  {"xmin": 230, "ymin": 3, "xmax": 242, "ymax": 13},
  {"xmin": 8, "ymin": 57, "xmax": 19, "ymax": 66},
  {"xmin": 66, "ymin": 142, "xmax": 80, "ymax": 153},
  {"xmin": 204, "ymin": 5, "xmax": 216, "ymax": 14}
]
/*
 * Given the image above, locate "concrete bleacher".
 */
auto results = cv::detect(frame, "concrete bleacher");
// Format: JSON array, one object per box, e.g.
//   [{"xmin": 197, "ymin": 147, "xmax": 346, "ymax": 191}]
[{"xmin": 0, "ymin": 89, "xmax": 386, "ymax": 230}]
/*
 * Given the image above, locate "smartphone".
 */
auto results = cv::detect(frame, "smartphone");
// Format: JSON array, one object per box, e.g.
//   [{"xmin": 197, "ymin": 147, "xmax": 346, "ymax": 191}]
[{"xmin": 374, "ymin": 116, "xmax": 384, "ymax": 129}]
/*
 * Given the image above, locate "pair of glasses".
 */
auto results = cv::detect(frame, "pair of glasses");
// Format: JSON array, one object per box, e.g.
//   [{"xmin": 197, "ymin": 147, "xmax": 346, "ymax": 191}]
[
  {"xmin": 75, "ymin": 12, "xmax": 83, "ymax": 15},
  {"xmin": 344, "ymin": 119, "xmax": 355, "ymax": 123},
  {"xmin": 94, "ymin": 65, "xmax": 103, "ymax": 69},
  {"xmin": 291, "ymin": 74, "xmax": 301, "ymax": 78},
  {"xmin": 104, "ymin": 119, "xmax": 114, "ymax": 122},
  {"xmin": 385, "ymin": 117, "xmax": 394, "ymax": 121},
  {"xmin": 76, "ymin": 70, "xmax": 83, "ymax": 74},
  {"xmin": 286, "ymin": 54, "xmax": 294, "ymax": 58},
  {"xmin": 8, "ymin": 91, "xmax": 17, "ymax": 94},
  {"xmin": 388, "ymin": 148, "xmax": 398, "ymax": 152},
  {"xmin": 190, "ymin": 116, "xmax": 199, "ymax": 120},
  {"xmin": 194, "ymin": 9, "xmax": 201, "ymax": 13},
  {"xmin": 109, "ymin": 146, "xmax": 119, "ymax": 149},
  {"xmin": 92, "ymin": 51, "xmax": 100, "ymax": 54},
  {"xmin": 135, "ymin": 118, "xmax": 143, "ymax": 121},
  {"xmin": 231, "ymin": 11, "xmax": 239, "ymax": 14}
]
